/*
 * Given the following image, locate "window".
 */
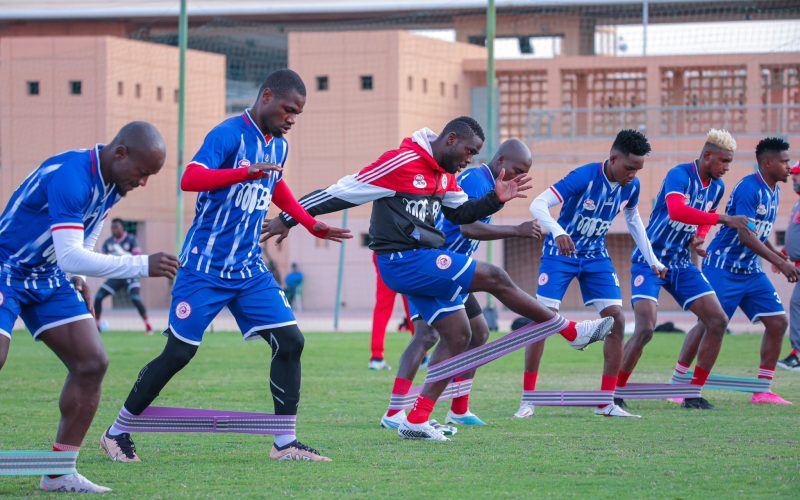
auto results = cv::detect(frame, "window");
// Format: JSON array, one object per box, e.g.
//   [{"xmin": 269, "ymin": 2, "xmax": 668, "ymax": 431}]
[
  {"xmin": 360, "ymin": 75, "xmax": 373, "ymax": 90},
  {"xmin": 407, "ymin": 76, "xmax": 413, "ymax": 91},
  {"xmin": 776, "ymin": 230, "xmax": 786, "ymax": 246},
  {"xmin": 317, "ymin": 75, "xmax": 329, "ymax": 91},
  {"xmin": 453, "ymin": 83, "xmax": 459, "ymax": 99},
  {"xmin": 27, "ymin": 81, "xmax": 39, "ymax": 96},
  {"xmin": 174, "ymin": 89, "xmax": 179, "ymax": 103},
  {"xmin": 440, "ymin": 81, "xmax": 445, "ymax": 97},
  {"xmin": 156, "ymin": 86, "xmax": 163, "ymax": 101},
  {"xmin": 69, "ymin": 80, "xmax": 82, "ymax": 95},
  {"xmin": 117, "ymin": 81, "xmax": 124, "ymax": 96},
  {"xmin": 135, "ymin": 83, "xmax": 141, "ymax": 99},
  {"xmin": 422, "ymin": 78, "xmax": 428, "ymax": 94}
]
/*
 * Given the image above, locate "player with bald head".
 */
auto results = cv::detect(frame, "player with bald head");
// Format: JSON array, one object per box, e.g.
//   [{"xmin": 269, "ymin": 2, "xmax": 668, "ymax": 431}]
[
  {"xmin": 515, "ymin": 129, "xmax": 659, "ymax": 419},
  {"xmin": 0, "ymin": 121, "xmax": 179, "ymax": 493},
  {"xmin": 379, "ymin": 138, "xmax": 541, "ymax": 431},
  {"xmin": 615, "ymin": 129, "xmax": 752, "ymax": 410}
]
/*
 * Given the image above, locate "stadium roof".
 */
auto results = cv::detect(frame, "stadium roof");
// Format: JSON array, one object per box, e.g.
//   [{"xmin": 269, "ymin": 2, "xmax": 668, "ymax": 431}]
[{"xmin": 0, "ymin": 0, "xmax": 780, "ymax": 20}]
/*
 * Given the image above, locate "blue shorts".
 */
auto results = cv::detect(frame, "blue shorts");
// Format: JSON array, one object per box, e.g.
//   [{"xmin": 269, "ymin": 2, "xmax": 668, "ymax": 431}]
[
  {"xmin": 630, "ymin": 261, "xmax": 715, "ymax": 310},
  {"xmin": 0, "ymin": 278, "xmax": 93, "ymax": 339},
  {"xmin": 536, "ymin": 254, "xmax": 622, "ymax": 311},
  {"xmin": 168, "ymin": 267, "xmax": 296, "ymax": 345},
  {"xmin": 376, "ymin": 249, "xmax": 476, "ymax": 325},
  {"xmin": 702, "ymin": 265, "xmax": 784, "ymax": 323}
]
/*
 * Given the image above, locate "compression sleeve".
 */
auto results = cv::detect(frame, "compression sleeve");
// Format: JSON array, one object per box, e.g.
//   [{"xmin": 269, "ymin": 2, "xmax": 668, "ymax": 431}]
[
  {"xmin": 624, "ymin": 207, "xmax": 664, "ymax": 269},
  {"xmin": 271, "ymin": 180, "xmax": 331, "ymax": 238},
  {"xmin": 52, "ymin": 227, "xmax": 149, "ymax": 278},
  {"xmin": 180, "ymin": 163, "xmax": 262, "ymax": 192},
  {"xmin": 665, "ymin": 193, "xmax": 720, "ymax": 226}
]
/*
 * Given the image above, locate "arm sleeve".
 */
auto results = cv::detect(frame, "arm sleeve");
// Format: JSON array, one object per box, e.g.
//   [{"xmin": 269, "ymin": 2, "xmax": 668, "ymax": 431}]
[
  {"xmin": 529, "ymin": 188, "xmax": 567, "ymax": 239},
  {"xmin": 181, "ymin": 163, "xmax": 261, "ymax": 192},
  {"xmin": 624, "ymin": 207, "xmax": 663, "ymax": 269},
  {"xmin": 52, "ymin": 227, "xmax": 149, "ymax": 278},
  {"xmin": 271, "ymin": 180, "xmax": 331, "ymax": 238},
  {"xmin": 666, "ymin": 194, "xmax": 720, "ymax": 225},
  {"xmin": 84, "ymin": 220, "xmax": 104, "ymax": 251}
]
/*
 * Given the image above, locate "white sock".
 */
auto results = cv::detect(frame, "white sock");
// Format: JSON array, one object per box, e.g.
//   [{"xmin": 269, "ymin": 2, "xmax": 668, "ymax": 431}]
[{"xmin": 274, "ymin": 435, "xmax": 296, "ymax": 448}]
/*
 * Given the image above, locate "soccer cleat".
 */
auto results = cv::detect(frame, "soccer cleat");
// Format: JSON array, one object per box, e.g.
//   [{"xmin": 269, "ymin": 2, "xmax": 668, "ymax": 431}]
[
  {"xmin": 595, "ymin": 403, "xmax": 641, "ymax": 418},
  {"xmin": 666, "ymin": 397, "xmax": 684, "ymax": 404},
  {"xmin": 613, "ymin": 397, "xmax": 628, "ymax": 409},
  {"xmin": 429, "ymin": 420, "xmax": 457, "ymax": 436},
  {"xmin": 100, "ymin": 428, "xmax": 140, "ymax": 462},
  {"xmin": 40, "ymin": 472, "xmax": 112, "ymax": 493},
  {"xmin": 270, "ymin": 440, "xmax": 331, "ymax": 461},
  {"xmin": 380, "ymin": 411, "xmax": 406, "ymax": 429},
  {"xmin": 569, "ymin": 317, "xmax": 614, "ymax": 350},
  {"xmin": 445, "ymin": 410, "xmax": 486, "ymax": 426},
  {"xmin": 513, "ymin": 402, "xmax": 535, "ymax": 419},
  {"xmin": 751, "ymin": 392, "xmax": 793, "ymax": 405},
  {"xmin": 777, "ymin": 354, "xmax": 800, "ymax": 372},
  {"xmin": 368, "ymin": 359, "xmax": 391, "ymax": 371},
  {"xmin": 397, "ymin": 420, "xmax": 449, "ymax": 442},
  {"xmin": 681, "ymin": 397, "xmax": 716, "ymax": 410}
]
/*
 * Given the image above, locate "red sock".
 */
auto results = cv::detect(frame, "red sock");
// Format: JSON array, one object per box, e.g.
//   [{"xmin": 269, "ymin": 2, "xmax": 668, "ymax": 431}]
[
  {"xmin": 407, "ymin": 395, "xmax": 436, "ymax": 424},
  {"xmin": 691, "ymin": 366, "xmax": 710, "ymax": 386},
  {"xmin": 617, "ymin": 370, "xmax": 632, "ymax": 388},
  {"xmin": 523, "ymin": 371, "xmax": 538, "ymax": 391},
  {"xmin": 50, "ymin": 443, "xmax": 79, "ymax": 478},
  {"xmin": 450, "ymin": 377, "xmax": 470, "ymax": 414},
  {"xmin": 758, "ymin": 365, "xmax": 774, "ymax": 391},
  {"xmin": 559, "ymin": 321, "xmax": 577, "ymax": 342},
  {"xmin": 598, "ymin": 375, "xmax": 617, "ymax": 407},
  {"xmin": 791, "ymin": 348, "xmax": 798, "ymax": 356},
  {"xmin": 386, "ymin": 377, "xmax": 412, "ymax": 417}
]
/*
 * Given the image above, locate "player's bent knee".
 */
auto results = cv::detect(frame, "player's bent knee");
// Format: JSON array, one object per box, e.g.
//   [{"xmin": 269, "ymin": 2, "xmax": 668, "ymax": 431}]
[
  {"xmin": 164, "ymin": 333, "xmax": 199, "ymax": 367},
  {"xmin": 262, "ymin": 324, "xmax": 305, "ymax": 359},
  {"xmin": 72, "ymin": 351, "xmax": 109, "ymax": 380},
  {"xmin": 704, "ymin": 314, "xmax": 728, "ymax": 335}
]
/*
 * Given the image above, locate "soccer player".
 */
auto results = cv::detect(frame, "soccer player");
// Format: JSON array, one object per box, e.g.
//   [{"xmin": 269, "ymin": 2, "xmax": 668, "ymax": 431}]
[
  {"xmin": 778, "ymin": 161, "xmax": 800, "ymax": 372},
  {"xmin": 93, "ymin": 218, "xmax": 154, "ymax": 335},
  {"xmin": 515, "ymin": 129, "xmax": 662, "ymax": 419},
  {"xmin": 100, "ymin": 69, "xmax": 350, "ymax": 463},
  {"xmin": 616, "ymin": 129, "xmax": 752, "ymax": 410},
  {"xmin": 0, "ymin": 122, "xmax": 179, "ymax": 493},
  {"xmin": 264, "ymin": 117, "xmax": 613, "ymax": 442},
  {"xmin": 675, "ymin": 138, "xmax": 797, "ymax": 404},
  {"xmin": 380, "ymin": 138, "xmax": 539, "ymax": 429}
]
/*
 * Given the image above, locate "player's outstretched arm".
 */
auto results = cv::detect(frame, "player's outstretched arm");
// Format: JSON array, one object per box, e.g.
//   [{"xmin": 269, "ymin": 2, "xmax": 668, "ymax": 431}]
[
  {"xmin": 180, "ymin": 162, "xmax": 282, "ymax": 192},
  {"xmin": 624, "ymin": 207, "xmax": 667, "ymax": 277},
  {"xmin": 529, "ymin": 187, "xmax": 574, "ymax": 256},
  {"xmin": 270, "ymin": 180, "xmax": 352, "ymax": 243},
  {"xmin": 52, "ymin": 225, "xmax": 178, "ymax": 279},
  {"xmin": 460, "ymin": 219, "xmax": 542, "ymax": 241},
  {"xmin": 737, "ymin": 227, "xmax": 799, "ymax": 282}
]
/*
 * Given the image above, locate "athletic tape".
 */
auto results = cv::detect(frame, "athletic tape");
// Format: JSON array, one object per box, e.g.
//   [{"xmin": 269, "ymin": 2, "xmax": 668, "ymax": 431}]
[
  {"xmin": 388, "ymin": 379, "xmax": 473, "ymax": 410},
  {"xmin": 115, "ymin": 406, "xmax": 296, "ymax": 435},
  {"xmin": 521, "ymin": 390, "xmax": 614, "ymax": 406},
  {"xmin": 671, "ymin": 372, "xmax": 771, "ymax": 393},
  {"xmin": 424, "ymin": 315, "xmax": 568, "ymax": 383},
  {"xmin": 615, "ymin": 383, "xmax": 701, "ymax": 400},
  {"xmin": 0, "ymin": 451, "xmax": 77, "ymax": 476}
]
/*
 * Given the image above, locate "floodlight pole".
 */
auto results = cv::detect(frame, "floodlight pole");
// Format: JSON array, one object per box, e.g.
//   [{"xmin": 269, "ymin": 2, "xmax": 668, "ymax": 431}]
[
  {"xmin": 485, "ymin": 0, "xmax": 497, "ymax": 312},
  {"xmin": 333, "ymin": 209, "xmax": 348, "ymax": 330},
  {"xmin": 176, "ymin": 0, "xmax": 188, "ymax": 254}
]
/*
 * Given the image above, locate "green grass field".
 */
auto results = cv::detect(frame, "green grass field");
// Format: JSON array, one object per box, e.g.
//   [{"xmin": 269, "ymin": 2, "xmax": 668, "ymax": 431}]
[{"xmin": 1, "ymin": 330, "xmax": 798, "ymax": 498}]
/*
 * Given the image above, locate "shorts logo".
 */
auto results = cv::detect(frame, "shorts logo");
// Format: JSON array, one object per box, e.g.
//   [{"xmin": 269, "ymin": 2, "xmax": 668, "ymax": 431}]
[
  {"xmin": 175, "ymin": 301, "xmax": 192, "ymax": 320},
  {"xmin": 413, "ymin": 174, "xmax": 427, "ymax": 189},
  {"xmin": 238, "ymin": 159, "xmax": 251, "ymax": 168},
  {"xmin": 634, "ymin": 274, "xmax": 644, "ymax": 287},
  {"xmin": 582, "ymin": 199, "xmax": 596, "ymax": 211},
  {"xmin": 756, "ymin": 204, "xmax": 767, "ymax": 215},
  {"xmin": 0, "ymin": 290, "xmax": 4, "ymax": 306},
  {"xmin": 441, "ymin": 176, "xmax": 448, "ymax": 189},
  {"xmin": 538, "ymin": 273, "xmax": 549, "ymax": 286},
  {"xmin": 436, "ymin": 254, "xmax": 452, "ymax": 270}
]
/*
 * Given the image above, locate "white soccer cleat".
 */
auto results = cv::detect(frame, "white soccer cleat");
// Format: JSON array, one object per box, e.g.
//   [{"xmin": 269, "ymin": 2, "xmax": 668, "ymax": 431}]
[
  {"xmin": 513, "ymin": 402, "xmax": 536, "ymax": 419},
  {"xmin": 40, "ymin": 472, "xmax": 112, "ymax": 493},
  {"xmin": 595, "ymin": 403, "xmax": 642, "ymax": 418},
  {"xmin": 368, "ymin": 359, "xmax": 392, "ymax": 371},
  {"xmin": 380, "ymin": 410, "xmax": 406, "ymax": 429},
  {"xmin": 445, "ymin": 410, "xmax": 486, "ymax": 426},
  {"xmin": 397, "ymin": 420, "xmax": 450, "ymax": 442},
  {"xmin": 569, "ymin": 317, "xmax": 614, "ymax": 350}
]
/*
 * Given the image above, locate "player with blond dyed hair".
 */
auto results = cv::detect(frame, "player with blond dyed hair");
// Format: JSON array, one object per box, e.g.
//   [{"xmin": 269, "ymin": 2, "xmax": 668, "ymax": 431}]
[{"xmin": 615, "ymin": 129, "xmax": 753, "ymax": 410}]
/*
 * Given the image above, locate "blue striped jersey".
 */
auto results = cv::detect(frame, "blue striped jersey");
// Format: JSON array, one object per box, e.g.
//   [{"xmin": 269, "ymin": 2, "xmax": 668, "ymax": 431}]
[
  {"xmin": 545, "ymin": 162, "xmax": 640, "ymax": 258},
  {"xmin": 0, "ymin": 145, "xmax": 120, "ymax": 287},
  {"xmin": 437, "ymin": 164, "xmax": 495, "ymax": 256},
  {"xmin": 704, "ymin": 172, "xmax": 779, "ymax": 273},
  {"xmin": 632, "ymin": 161, "xmax": 725, "ymax": 268},
  {"xmin": 179, "ymin": 110, "xmax": 288, "ymax": 279}
]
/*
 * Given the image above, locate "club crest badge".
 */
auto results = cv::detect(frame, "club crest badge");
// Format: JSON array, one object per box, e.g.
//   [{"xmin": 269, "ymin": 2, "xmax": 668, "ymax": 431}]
[
  {"xmin": 634, "ymin": 274, "xmax": 644, "ymax": 287},
  {"xmin": 175, "ymin": 301, "xmax": 192, "ymax": 320},
  {"xmin": 756, "ymin": 204, "xmax": 767, "ymax": 215},
  {"xmin": 583, "ymin": 199, "xmax": 596, "ymax": 211},
  {"xmin": 238, "ymin": 159, "xmax": 251, "ymax": 168},
  {"xmin": 413, "ymin": 174, "xmax": 427, "ymax": 189},
  {"xmin": 538, "ymin": 273, "xmax": 549, "ymax": 286},
  {"xmin": 436, "ymin": 255, "xmax": 452, "ymax": 270}
]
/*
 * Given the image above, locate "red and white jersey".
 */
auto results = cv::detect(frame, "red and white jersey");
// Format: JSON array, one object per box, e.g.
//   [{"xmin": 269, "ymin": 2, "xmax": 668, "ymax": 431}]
[{"xmin": 281, "ymin": 129, "xmax": 503, "ymax": 252}]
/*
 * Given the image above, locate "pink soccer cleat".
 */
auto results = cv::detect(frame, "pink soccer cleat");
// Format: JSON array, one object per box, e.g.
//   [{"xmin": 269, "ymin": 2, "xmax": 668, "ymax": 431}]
[
  {"xmin": 666, "ymin": 397, "xmax": 684, "ymax": 404},
  {"xmin": 751, "ymin": 392, "xmax": 793, "ymax": 405}
]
